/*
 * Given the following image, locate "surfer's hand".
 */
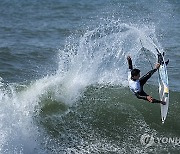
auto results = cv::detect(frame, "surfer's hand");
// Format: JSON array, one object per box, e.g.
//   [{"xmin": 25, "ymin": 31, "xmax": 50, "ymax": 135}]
[
  {"xmin": 147, "ymin": 95, "xmax": 153, "ymax": 102},
  {"xmin": 127, "ymin": 56, "xmax": 131, "ymax": 61},
  {"xmin": 155, "ymin": 63, "xmax": 160, "ymax": 69}
]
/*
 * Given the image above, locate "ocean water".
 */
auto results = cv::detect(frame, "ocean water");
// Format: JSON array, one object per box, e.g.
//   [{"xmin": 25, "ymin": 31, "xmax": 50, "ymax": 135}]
[{"xmin": 0, "ymin": 0, "xmax": 179, "ymax": 153}]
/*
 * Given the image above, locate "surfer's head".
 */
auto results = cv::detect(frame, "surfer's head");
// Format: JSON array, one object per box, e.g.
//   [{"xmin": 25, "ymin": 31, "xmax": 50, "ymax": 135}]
[{"xmin": 131, "ymin": 69, "xmax": 140, "ymax": 80}]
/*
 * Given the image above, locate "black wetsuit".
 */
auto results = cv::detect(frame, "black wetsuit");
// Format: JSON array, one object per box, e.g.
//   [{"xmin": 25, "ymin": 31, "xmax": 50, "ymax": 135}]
[
  {"xmin": 128, "ymin": 58, "xmax": 162, "ymax": 103},
  {"xmin": 136, "ymin": 69, "xmax": 162, "ymax": 103}
]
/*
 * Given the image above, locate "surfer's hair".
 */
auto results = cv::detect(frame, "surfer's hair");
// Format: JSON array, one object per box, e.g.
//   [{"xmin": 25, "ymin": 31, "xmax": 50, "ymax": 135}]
[{"xmin": 131, "ymin": 69, "xmax": 140, "ymax": 77}]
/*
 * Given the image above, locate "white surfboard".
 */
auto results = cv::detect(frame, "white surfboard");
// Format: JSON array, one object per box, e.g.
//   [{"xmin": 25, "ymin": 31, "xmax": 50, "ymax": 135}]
[{"xmin": 157, "ymin": 51, "xmax": 169, "ymax": 124}]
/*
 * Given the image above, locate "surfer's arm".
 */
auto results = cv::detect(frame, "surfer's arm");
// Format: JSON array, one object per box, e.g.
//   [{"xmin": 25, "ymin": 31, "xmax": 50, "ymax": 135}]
[
  {"xmin": 139, "ymin": 64, "xmax": 160, "ymax": 84},
  {"xmin": 144, "ymin": 68, "xmax": 157, "ymax": 77},
  {"xmin": 144, "ymin": 63, "xmax": 160, "ymax": 77},
  {"xmin": 147, "ymin": 64, "xmax": 160, "ymax": 76},
  {"xmin": 135, "ymin": 92, "xmax": 154, "ymax": 102},
  {"xmin": 127, "ymin": 56, "xmax": 133, "ymax": 70}
]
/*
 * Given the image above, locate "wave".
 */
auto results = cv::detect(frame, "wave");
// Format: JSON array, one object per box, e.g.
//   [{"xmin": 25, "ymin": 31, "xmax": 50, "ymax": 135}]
[
  {"xmin": 37, "ymin": 85, "xmax": 180, "ymax": 153},
  {"xmin": 56, "ymin": 21, "xmax": 164, "ymax": 102},
  {"xmin": 0, "ymin": 21, "xmax": 174, "ymax": 153}
]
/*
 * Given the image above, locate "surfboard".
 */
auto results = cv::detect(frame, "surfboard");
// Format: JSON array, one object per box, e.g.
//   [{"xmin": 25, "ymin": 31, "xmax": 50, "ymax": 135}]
[
  {"xmin": 157, "ymin": 50, "xmax": 169, "ymax": 124},
  {"xmin": 139, "ymin": 39, "xmax": 169, "ymax": 123}
]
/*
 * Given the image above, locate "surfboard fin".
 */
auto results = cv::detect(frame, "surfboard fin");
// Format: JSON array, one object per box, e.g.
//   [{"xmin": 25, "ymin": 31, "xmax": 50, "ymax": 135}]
[
  {"xmin": 157, "ymin": 52, "xmax": 169, "ymax": 66},
  {"xmin": 158, "ymin": 53, "xmax": 163, "ymax": 65},
  {"xmin": 165, "ymin": 59, "xmax": 169, "ymax": 66},
  {"xmin": 162, "ymin": 52, "xmax": 165, "ymax": 56}
]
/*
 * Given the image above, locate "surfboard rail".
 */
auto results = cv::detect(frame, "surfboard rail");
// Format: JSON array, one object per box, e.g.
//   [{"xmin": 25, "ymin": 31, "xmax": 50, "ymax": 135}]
[{"xmin": 157, "ymin": 52, "xmax": 169, "ymax": 124}]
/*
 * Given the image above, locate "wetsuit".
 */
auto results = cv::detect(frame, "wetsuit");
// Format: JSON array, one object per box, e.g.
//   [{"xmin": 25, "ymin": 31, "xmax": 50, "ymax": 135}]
[{"xmin": 127, "ymin": 58, "xmax": 162, "ymax": 103}]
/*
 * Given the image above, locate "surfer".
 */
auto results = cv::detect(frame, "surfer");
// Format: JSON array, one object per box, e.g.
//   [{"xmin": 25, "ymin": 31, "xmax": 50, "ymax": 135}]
[{"xmin": 127, "ymin": 56, "xmax": 166, "ymax": 105}]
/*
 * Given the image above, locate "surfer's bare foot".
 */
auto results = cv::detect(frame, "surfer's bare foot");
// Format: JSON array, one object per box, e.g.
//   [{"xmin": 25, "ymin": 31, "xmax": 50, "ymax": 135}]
[{"xmin": 161, "ymin": 101, "xmax": 166, "ymax": 105}]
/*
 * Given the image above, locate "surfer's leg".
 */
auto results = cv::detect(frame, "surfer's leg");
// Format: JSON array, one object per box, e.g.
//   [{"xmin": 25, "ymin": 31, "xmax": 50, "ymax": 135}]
[
  {"xmin": 152, "ymin": 99, "xmax": 166, "ymax": 105},
  {"xmin": 136, "ymin": 91, "xmax": 148, "ymax": 101},
  {"xmin": 139, "ymin": 90, "xmax": 166, "ymax": 105}
]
